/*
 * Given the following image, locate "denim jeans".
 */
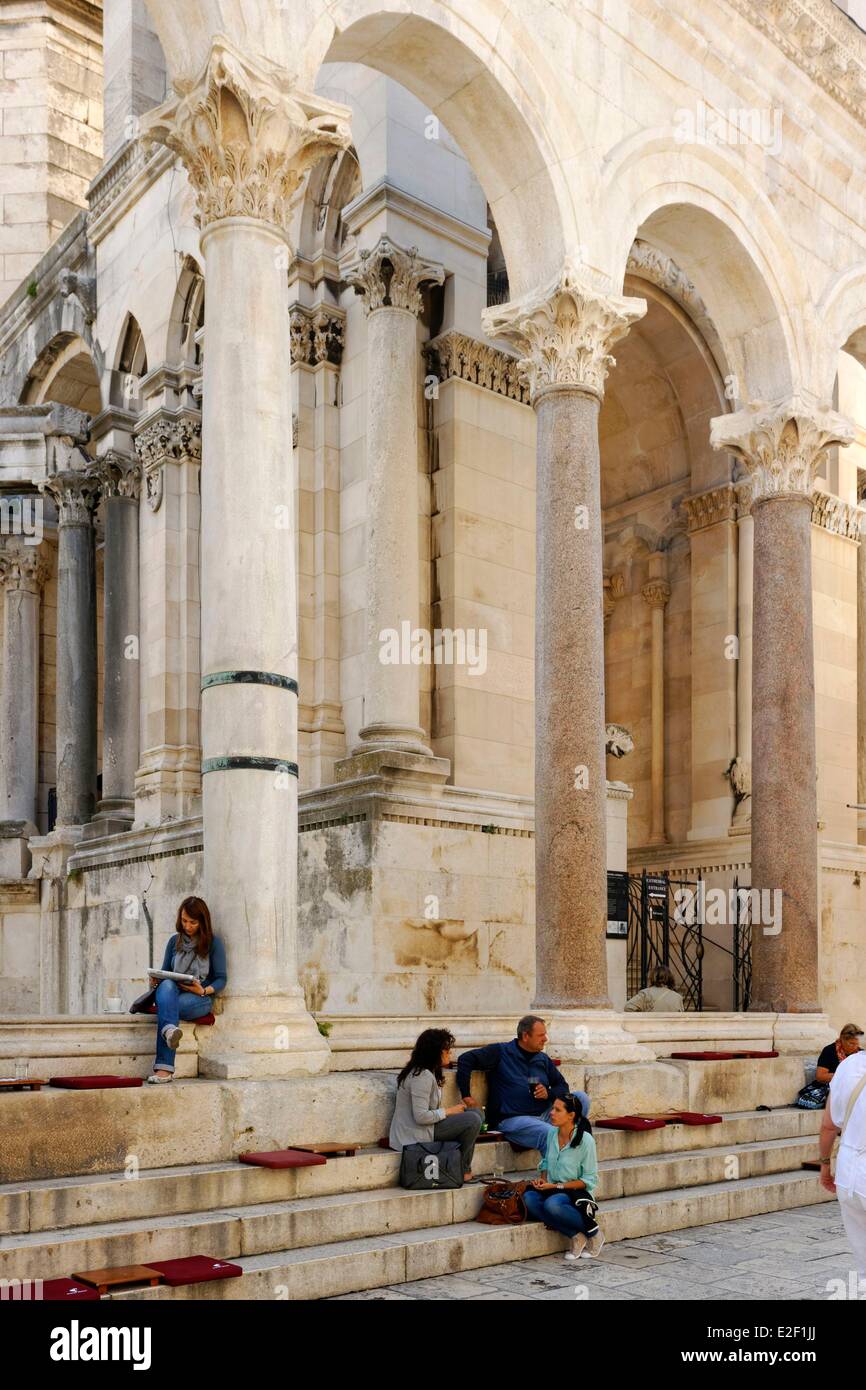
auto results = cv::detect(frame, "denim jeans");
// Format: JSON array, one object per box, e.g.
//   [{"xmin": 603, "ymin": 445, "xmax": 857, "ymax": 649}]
[
  {"xmin": 153, "ymin": 979, "xmax": 213, "ymax": 1072},
  {"xmin": 498, "ymin": 1089, "xmax": 591, "ymax": 1151},
  {"xmin": 524, "ymin": 1188, "xmax": 595, "ymax": 1238}
]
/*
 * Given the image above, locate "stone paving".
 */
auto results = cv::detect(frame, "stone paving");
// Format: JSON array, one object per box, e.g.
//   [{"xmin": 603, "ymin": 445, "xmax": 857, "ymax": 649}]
[{"xmin": 330, "ymin": 1203, "xmax": 862, "ymax": 1300}]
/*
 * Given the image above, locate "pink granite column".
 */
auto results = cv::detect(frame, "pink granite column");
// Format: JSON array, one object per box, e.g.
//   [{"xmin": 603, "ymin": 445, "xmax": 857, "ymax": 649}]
[
  {"xmin": 712, "ymin": 395, "xmax": 853, "ymax": 1013},
  {"xmin": 486, "ymin": 267, "xmax": 645, "ymax": 1008}
]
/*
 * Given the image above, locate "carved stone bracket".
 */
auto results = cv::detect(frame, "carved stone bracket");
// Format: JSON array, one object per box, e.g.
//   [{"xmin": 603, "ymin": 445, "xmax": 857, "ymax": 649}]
[
  {"xmin": 289, "ymin": 304, "xmax": 346, "ymax": 365},
  {"xmin": 682, "ymin": 484, "xmax": 736, "ymax": 533},
  {"xmin": 482, "ymin": 260, "xmax": 646, "ymax": 404},
  {"xmin": 603, "ymin": 571, "xmax": 626, "ymax": 629},
  {"xmin": 711, "ymin": 393, "xmax": 854, "ymax": 503},
  {"xmin": 140, "ymin": 37, "xmax": 351, "ymax": 235},
  {"xmin": 58, "ymin": 267, "xmax": 97, "ymax": 324},
  {"xmin": 345, "ymin": 236, "xmax": 445, "ymax": 316},
  {"xmin": 423, "ymin": 330, "xmax": 531, "ymax": 405},
  {"xmin": 134, "ymin": 412, "xmax": 202, "ymax": 512},
  {"xmin": 811, "ymin": 490, "xmax": 863, "ymax": 539}
]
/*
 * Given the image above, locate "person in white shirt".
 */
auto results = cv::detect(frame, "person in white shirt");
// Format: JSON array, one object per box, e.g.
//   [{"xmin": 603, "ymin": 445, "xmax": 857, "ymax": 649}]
[
  {"xmin": 819, "ymin": 1046, "xmax": 866, "ymax": 1278},
  {"xmin": 624, "ymin": 965, "xmax": 684, "ymax": 1012}
]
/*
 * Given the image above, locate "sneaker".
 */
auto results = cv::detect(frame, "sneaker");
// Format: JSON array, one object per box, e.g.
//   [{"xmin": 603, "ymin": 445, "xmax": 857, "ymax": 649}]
[
  {"xmin": 564, "ymin": 1233, "xmax": 587, "ymax": 1261},
  {"xmin": 162, "ymin": 1024, "xmax": 183, "ymax": 1051},
  {"xmin": 582, "ymin": 1230, "xmax": 605, "ymax": 1258}
]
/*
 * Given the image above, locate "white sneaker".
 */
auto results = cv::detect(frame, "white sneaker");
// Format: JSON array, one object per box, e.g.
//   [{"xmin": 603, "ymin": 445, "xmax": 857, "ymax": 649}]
[
  {"xmin": 582, "ymin": 1230, "xmax": 605, "ymax": 1258},
  {"xmin": 564, "ymin": 1233, "xmax": 587, "ymax": 1261}
]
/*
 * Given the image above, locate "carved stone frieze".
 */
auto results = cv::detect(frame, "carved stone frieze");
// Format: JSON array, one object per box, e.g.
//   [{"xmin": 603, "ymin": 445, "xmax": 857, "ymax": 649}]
[
  {"xmin": 727, "ymin": 0, "xmax": 866, "ymax": 124},
  {"xmin": 423, "ymin": 330, "xmax": 531, "ymax": 405},
  {"xmin": 346, "ymin": 236, "xmax": 445, "ymax": 316},
  {"xmin": 710, "ymin": 393, "xmax": 854, "ymax": 503},
  {"xmin": 810, "ymin": 490, "xmax": 864, "ymax": 539},
  {"xmin": 682, "ymin": 484, "xmax": 737, "ymax": 533},
  {"xmin": 141, "ymin": 38, "xmax": 351, "ymax": 234},
  {"xmin": 482, "ymin": 260, "xmax": 646, "ymax": 403}
]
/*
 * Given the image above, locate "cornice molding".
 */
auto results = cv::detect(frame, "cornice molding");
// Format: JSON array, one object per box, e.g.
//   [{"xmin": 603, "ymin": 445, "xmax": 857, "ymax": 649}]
[
  {"xmin": 682, "ymin": 484, "xmax": 737, "ymax": 532},
  {"xmin": 423, "ymin": 330, "xmax": 531, "ymax": 406},
  {"xmin": 810, "ymin": 489, "xmax": 864, "ymax": 538},
  {"xmin": 725, "ymin": 0, "xmax": 866, "ymax": 123}
]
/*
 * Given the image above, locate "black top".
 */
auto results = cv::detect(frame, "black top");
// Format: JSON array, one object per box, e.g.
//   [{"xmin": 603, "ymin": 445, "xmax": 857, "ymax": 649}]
[{"xmin": 817, "ymin": 1042, "xmax": 842, "ymax": 1075}]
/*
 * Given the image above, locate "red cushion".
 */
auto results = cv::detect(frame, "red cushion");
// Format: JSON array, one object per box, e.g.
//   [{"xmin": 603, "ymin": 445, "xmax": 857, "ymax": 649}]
[
  {"xmin": 143, "ymin": 1256, "xmax": 242, "ymax": 1287},
  {"xmin": 666, "ymin": 1112, "xmax": 723, "ymax": 1126},
  {"xmin": 16, "ymin": 1278, "xmax": 101, "ymax": 1301},
  {"xmin": 238, "ymin": 1149, "xmax": 327, "ymax": 1169},
  {"xmin": 595, "ymin": 1116, "xmax": 668, "ymax": 1131},
  {"xmin": 669, "ymin": 1051, "xmax": 738, "ymax": 1061},
  {"xmin": 144, "ymin": 1004, "xmax": 215, "ymax": 1024},
  {"xmin": 48, "ymin": 1076, "xmax": 143, "ymax": 1089}
]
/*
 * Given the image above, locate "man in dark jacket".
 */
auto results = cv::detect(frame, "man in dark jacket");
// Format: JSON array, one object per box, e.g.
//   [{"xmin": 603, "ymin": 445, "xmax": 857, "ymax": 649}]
[{"xmin": 456, "ymin": 1015, "xmax": 590, "ymax": 1151}]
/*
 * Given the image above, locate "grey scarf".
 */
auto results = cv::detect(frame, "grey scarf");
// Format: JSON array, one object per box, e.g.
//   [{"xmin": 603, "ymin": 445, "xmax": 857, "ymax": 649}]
[{"xmin": 172, "ymin": 931, "xmax": 209, "ymax": 983}]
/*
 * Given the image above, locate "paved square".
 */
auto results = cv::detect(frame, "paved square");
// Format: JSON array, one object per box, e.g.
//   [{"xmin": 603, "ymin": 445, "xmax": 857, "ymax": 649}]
[{"xmin": 330, "ymin": 1204, "xmax": 863, "ymax": 1300}]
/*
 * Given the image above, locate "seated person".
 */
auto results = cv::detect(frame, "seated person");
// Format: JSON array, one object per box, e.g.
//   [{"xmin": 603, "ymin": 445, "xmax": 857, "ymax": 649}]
[
  {"xmin": 456, "ymin": 1014, "xmax": 590, "ymax": 1151},
  {"xmin": 816, "ymin": 1023, "xmax": 864, "ymax": 1084},
  {"xmin": 525, "ymin": 1094, "xmax": 602, "ymax": 1261},
  {"xmin": 624, "ymin": 965, "xmax": 684, "ymax": 1012},
  {"xmin": 390, "ymin": 1028, "xmax": 482, "ymax": 1182},
  {"xmin": 147, "ymin": 896, "xmax": 227, "ymax": 1083}
]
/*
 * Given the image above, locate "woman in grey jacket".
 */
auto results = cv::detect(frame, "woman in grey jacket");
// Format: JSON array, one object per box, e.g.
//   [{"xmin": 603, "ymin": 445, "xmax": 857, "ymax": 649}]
[{"xmin": 389, "ymin": 1028, "xmax": 483, "ymax": 1181}]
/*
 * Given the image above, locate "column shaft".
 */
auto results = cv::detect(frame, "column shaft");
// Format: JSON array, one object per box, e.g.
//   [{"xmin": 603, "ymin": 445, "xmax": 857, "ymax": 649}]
[
  {"xmin": 0, "ymin": 547, "xmax": 44, "ymax": 827},
  {"xmin": 101, "ymin": 493, "xmax": 140, "ymax": 817}
]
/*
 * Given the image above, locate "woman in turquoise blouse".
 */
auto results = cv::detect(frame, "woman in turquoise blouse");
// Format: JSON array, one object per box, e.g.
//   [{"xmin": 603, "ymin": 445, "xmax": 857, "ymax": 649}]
[{"xmin": 524, "ymin": 1093, "xmax": 604, "ymax": 1260}]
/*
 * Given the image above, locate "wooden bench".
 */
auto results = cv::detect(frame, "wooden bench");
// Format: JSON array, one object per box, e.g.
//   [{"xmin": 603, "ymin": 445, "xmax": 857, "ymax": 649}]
[{"xmin": 293, "ymin": 1142, "xmax": 358, "ymax": 1157}]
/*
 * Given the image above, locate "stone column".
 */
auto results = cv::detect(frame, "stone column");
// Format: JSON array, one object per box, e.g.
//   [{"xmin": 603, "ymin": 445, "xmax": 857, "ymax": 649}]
[
  {"xmin": 733, "ymin": 483, "xmax": 754, "ymax": 828},
  {"xmin": 485, "ymin": 265, "xmax": 645, "ymax": 1010},
  {"xmin": 642, "ymin": 557, "xmax": 670, "ymax": 845},
  {"xmin": 858, "ymin": 505, "xmax": 866, "ymax": 846},
  {"xmin": 41, "ymin": 462, "xmax": 100, "ymax": 828},
  {"xmin": 712, "ymin": 394, "xmax": 854, "ymax": 1013},
  {"xmin": 143, "ymin": 38, "xmax": 351, "ymax": 1076},
  {"xmin": 84, "ymin": 450, "xmax": 141, "ymax": 836},
  {"xmin": 345, "ymin": 236, "xmax": 444, "ymax": 755},
  {"xmin": 0, "ymin": 542, "xmax": 47, "ymax": 871}
]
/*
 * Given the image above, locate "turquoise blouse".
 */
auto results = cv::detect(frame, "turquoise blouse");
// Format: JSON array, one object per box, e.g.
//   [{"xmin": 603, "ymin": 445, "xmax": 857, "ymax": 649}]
[{"xmin": 538, "ymin": 1126, "xmax": 599, "ymax": 1197}]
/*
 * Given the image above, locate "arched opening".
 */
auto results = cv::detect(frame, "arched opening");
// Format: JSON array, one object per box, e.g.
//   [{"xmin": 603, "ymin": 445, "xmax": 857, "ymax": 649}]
[{"xmin": 21, "ymin": 333, "xmax": 102, "ymax": 418}]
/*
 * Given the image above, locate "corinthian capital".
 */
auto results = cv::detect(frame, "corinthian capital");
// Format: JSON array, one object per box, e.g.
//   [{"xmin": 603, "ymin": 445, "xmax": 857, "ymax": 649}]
[
  {"xmin": 88, "ymin": 451, "xmax": 142, "ymax": 502},
  {"xmin": 141, "ymin": 38, "xmax": 351, "ymax": 235},
  {"xmin": 0, "ymin": 541, "xmax": 48, "ymax": 594},
  {"xmin": 710, "ymin": 392, "xmax": 854, "ymax": 504},
  {"xmin": 40, "ymin": 467, "xmax": 100, "ymax": 525},
  {"xmin": 482, "ymin": 261, "xmax": 645, "ymax": 403},
  {"xmin": 346, "ymin": 236, "xmax": 445, "ymax": 316}
]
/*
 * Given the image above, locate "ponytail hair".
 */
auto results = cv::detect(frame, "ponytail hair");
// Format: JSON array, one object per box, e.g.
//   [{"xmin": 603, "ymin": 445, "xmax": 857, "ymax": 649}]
[{"xmin": 559, "ymin": 1093, "xmax": 592, "ymax": 1146}]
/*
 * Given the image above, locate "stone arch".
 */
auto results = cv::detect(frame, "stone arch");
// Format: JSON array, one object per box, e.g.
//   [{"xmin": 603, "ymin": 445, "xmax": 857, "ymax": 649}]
[
  {"xmin": 107, "ymin": 313, "xmax": 149, "ymax": 409},
  {"xmin": 20, "ymin": 332, "xmax": 102, "ymax": 417},
  {"xmin": 603, "ymin": 133, "xmax": 807, "ymax": 402},
  {"xmin": 143, "ymin": 0, "xmax": 592, "ymax": 297},
  {"xmin": 816, "ymin": 264, "xmax": 866, "ymax": 388},
  {"xmin": 293, "ymin": 146, "xmax": 362, "ymax": 266},
  {"xmin": 166, "ymin": 256, "xmax": 206, "ymax": 367}
]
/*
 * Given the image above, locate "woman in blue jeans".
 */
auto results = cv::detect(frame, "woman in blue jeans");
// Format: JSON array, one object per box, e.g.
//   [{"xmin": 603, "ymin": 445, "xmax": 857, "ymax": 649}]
[
  {"xmin": 524, "ymin": 1094, "xmax": 603, "ymax": 1261},
  {"xmin": 147, "ymin": 897, "xmax": 227, "ymax": 1083}
]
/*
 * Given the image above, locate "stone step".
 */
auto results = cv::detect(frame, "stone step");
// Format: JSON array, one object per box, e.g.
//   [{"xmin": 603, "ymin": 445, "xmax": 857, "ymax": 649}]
[
  {"xmin": 0, "ymin": 1108, "xmax": 821, "ymax": 1236},
  {"xmin": 104, "ymin": 1168, "xmax": 834, "ymax": 1301},
  {"xmin": 0, "ymin": 1131, "xmax": 825, "ymax": 1283}
]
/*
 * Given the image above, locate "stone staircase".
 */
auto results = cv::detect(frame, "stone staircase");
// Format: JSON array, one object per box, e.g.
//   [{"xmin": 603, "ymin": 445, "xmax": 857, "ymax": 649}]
[{"xmin": 0, "ymin": 1106, "xmax": 830, "ymax": 1300}]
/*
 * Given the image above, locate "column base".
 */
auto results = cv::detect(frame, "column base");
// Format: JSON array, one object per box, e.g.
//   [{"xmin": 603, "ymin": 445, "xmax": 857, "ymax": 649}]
[
  {"xmin": 335, "ymin": 745, "xmax": 450, "ymax": 792},
  {"xmin": 195, "ymin": 994, "xmax": 331, "ymax": 1079},
  {"xmin": 82, "ymin": 799, "xmax": 135, "ymax": 840},
  {"xmin": 133, "ymin": 745, "xmax": 202, "ymax": 827},
  {"xmin": 539, "ymin": 1010, "xmax": 657, "ymax": 1064},
  {"xmin": 353, "ymin": 722, "xmax": 432, "ymax": 757},
  {"xmin": 0, "ymin": 820, "xmax": 37, "ymax": 877}
]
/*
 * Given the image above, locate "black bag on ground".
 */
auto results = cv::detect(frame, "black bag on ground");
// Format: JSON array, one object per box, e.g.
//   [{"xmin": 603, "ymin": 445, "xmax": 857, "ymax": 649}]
[
  {"xmin": 795, "ymin": 1080, "xmax": 830, "ymax": 1110},
  {"xmin": 399, "ymin": 1141, "xmax": 463, "ymax": 1190}
]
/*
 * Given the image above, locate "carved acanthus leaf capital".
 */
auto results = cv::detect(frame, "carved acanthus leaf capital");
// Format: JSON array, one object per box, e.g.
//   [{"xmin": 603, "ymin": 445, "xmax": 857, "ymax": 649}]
[
  {"xmin": 289, "ymin": 304, "xmax": 345, "ymax": 365},
  {"xmin": 346, "ymin": 236, "xmax": 445, "ymax": 317},
  {"xmin": 134, "ymin": 413, "xmax": 202, "ymax": 513},
  {"xmin": 88, "ymin": 450, "xmax": 142, "ymax": 502},
  {"xmin": 682, "ymin": 484, "xmax": 736, "ymax": 533},
  {"xmin": 0, "ymin": 541, "xmax": 48, "ymax": 593},
  {"xmin": 711, "ymin": 393, "xmax": 854, "ymax": 503},
  {"xmin": 482, "ymin": 261, "xmax": 646, "ymax": 404},
  {"xmin": 642, "ymin": 579, "xmax": 671, "ymax": 609},
  {"xmin": 40, "ymin": 467, "xmax": 100, "ymax": 525},
  {"xmin": 141, "ymin": 38, "xmax": 351, "ymax": 235}
]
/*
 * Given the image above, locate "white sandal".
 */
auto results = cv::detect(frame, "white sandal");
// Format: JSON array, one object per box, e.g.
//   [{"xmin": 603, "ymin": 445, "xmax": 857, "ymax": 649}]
[{"xmin": 147, "ymin": 1072, "xmax": 174, "ymax": 1084}]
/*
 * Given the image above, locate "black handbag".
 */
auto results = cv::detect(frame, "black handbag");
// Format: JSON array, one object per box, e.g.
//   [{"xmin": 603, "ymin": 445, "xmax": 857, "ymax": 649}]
[
  {"xmin": 399, "ymin": 1141, "xmax": 463, "ymax": 1190},
  {"xmin": 129, "ymin": 985, "xmax": 157, "ymax": 1015}
]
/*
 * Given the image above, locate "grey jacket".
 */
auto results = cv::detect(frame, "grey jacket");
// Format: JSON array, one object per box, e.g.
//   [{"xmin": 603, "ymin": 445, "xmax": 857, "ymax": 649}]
[{"xmin": 389, "ymin": 1069, "xmax": 446, "ymax": 1150}]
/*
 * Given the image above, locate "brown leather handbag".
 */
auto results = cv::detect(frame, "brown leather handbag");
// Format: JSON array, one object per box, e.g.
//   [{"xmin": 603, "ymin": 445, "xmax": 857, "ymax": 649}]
[{"xmin": 475, "ymin": 1179, "xmax": 529, "ymax": 1225}]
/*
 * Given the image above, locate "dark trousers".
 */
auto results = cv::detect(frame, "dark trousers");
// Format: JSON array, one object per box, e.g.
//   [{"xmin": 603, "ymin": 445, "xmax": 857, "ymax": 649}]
[{"xmin": 433, "ymin": 1109, "xmax": 483, "ymax": 1171}]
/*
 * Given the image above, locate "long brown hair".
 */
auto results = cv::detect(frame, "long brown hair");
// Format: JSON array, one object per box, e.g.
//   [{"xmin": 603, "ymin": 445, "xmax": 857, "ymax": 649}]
[{"xmin": 175, "ymin": 896, "xmax": 213, "ymax": 957}]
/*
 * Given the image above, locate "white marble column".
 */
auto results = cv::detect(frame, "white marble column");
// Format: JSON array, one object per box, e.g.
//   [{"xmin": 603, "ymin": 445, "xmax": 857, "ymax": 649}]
[
  {"xmin": 642, "ymin": 556, "xmax": 670, "ymax": 845},
  {"xmin": 346, "ymin": 236, "xmax": 444, "ymax": 755},
  {"xmin": 712, "ymin": 394, "xmax": 853, "ymax": 1014},
  {"xmin": 485, "ymin": 265, "xmax": 645, "ymax": 1013},
  {"xmin": 41, "ymin": 463, "xmax": 100, "ymax": 828},
  {"xmin": 0, "ymin": 541, "xmax": 47, "ymax": 870},
  {"xmin": 144, "ymin": 38, "xmax": 351, "ymax": 1076}
]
